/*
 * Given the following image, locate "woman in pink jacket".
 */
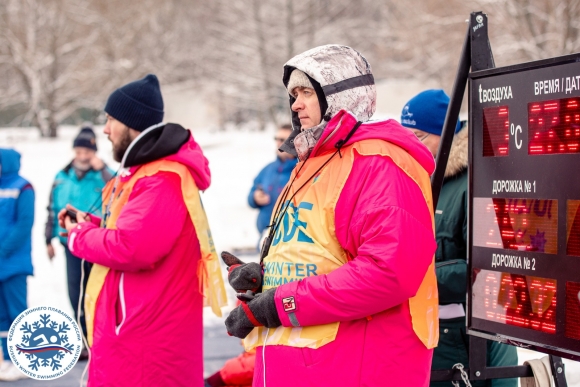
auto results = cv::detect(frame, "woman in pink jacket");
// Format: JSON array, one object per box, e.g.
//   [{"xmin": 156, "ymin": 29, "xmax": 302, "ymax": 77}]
[{"xmin": 223, "ymin": 45, "xmax": 439, "ymax": 386}]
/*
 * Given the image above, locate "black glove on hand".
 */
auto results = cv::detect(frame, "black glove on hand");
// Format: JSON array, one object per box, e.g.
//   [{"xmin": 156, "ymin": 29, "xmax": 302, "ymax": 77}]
[
  {"xmin": 225, "ymin": 288, "xmax": 281, "ymax": 339},
  {"xmin": 221, "ymin": 251, "xmax": 262, "ymax": 293}
]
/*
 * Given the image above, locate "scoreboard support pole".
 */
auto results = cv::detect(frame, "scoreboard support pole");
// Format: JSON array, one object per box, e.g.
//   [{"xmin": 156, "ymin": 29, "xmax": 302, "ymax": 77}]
[
  {"xmin": 429, "ymin": 11, "xmax": 568, "ymax": 386},
  {"xmin": 431, "ymin": 11, "xmax": 495, "ymax": 210}
]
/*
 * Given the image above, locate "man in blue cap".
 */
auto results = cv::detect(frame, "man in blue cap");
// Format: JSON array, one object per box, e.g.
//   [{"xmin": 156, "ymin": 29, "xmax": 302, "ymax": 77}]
[{"xmin": 401, "ymin": 89, "xmax": 518, "ymax": 387}]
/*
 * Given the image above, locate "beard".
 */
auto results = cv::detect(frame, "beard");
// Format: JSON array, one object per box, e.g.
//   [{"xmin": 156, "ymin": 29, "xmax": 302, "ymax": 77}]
[
  {"xmin": 72, "ymin": 159, "xmax": 91, "ymax": 171},
  {"xmin": 112, "ymin": 128, "xmax": 133, "ymax": 163}
]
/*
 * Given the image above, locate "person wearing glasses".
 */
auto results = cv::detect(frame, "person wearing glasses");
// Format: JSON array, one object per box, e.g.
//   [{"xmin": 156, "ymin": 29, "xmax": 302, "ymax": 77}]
[
  {"xmin": 248, "ymin": 124, "xmax": 297, "ymax": 239},
  {"xmin": 401, "ymin": 89, "xmax": 517, "ymax": 387}
]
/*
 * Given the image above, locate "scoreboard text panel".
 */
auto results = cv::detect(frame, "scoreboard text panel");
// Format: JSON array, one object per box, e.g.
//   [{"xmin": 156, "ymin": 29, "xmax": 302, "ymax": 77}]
[{"xmin": 469, "ymin": 55, "xmax": 580, "ymax": 360}]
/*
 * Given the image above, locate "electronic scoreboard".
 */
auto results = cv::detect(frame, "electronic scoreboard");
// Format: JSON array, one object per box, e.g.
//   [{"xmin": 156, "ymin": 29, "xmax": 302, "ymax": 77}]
[{"xmin": 469, "ymin": 53, "xmax": 580, "ymax": 360}]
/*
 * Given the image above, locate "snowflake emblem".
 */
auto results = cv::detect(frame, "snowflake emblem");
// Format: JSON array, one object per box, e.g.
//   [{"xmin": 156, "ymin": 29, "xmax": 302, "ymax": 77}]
[{"xmin": 16, "ymin": 313, "xmax": 75, "ymax": 372}]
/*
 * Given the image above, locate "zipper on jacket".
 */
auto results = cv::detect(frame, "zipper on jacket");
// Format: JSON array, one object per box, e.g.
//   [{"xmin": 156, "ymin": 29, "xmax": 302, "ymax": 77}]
[{"xmin": 115, "ymin": 273, "xmax": 127, "ymax": 335}]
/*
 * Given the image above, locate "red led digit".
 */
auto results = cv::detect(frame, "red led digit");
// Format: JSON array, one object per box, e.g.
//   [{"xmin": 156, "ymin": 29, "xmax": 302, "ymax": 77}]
[
  {"xmin": 483, "ymin": 106, "xmax": 510, "ymax": 157},
  {"xmin": 472, "ymin": 198, "xmax": 558, "ymax": 254},
  {"xmin": 473, "ymin": 269, "xmax": 557, "ymax": 334},
  {"xmin": 529, "ymin": 97, "xmax": 580, "ymax": 154},
  {"xmin": 565, "ymin": 282, "xmax": 580, "ymax": 340},
  {"xmin": 567, "ymin": 200, "xmax": 580, "ymax": 256}
]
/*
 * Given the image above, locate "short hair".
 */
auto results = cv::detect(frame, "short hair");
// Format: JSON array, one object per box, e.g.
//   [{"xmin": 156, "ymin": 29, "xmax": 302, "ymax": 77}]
[{"xmin": 279, "ymin": 124, "xmax": 293, "ymax": 131}]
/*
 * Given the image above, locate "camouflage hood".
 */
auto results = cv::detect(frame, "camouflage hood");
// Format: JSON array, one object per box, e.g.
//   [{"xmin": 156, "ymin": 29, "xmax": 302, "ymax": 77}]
[{"xmin": 280, "ymin": 45, "xmax": 376, "ymax": 157}]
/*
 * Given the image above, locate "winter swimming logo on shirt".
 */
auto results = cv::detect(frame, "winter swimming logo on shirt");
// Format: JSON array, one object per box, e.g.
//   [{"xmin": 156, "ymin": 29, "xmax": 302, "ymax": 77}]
[
  {"xmin": 7, "ymin": 306, "xmax": 82, "ymax": 380},
  {"xmin": 272, "ymin": 200, "xmax": 315, "ymax": 246}
]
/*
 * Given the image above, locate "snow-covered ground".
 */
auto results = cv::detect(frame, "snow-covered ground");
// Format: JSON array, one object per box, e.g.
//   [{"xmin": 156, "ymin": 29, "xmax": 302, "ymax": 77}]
[{"xmin": 1, "ymin": 125, "xmax": 579, "ymax": 385}]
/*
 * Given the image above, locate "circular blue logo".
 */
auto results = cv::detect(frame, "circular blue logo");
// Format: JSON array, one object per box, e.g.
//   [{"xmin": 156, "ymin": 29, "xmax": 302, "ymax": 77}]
[{"xmin": 7, "ymin": 306, "xmax": 82, "ymax": 380}]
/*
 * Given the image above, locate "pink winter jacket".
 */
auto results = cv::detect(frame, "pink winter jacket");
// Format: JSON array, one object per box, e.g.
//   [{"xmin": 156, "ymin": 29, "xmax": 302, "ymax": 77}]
[
  {"xmin": 255, "ymin": 112, "xmax": 437, "ymax": 387},
  {"xmin": 68, "ymin": 136, "xmax": 210, "ymax": 387}
]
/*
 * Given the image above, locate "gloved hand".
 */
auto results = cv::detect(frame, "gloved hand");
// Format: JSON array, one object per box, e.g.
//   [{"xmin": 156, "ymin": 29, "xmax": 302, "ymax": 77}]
[
  {"xmin": 225, "ymin": 288, "xmax": 281, "ymax": 339},
  {"xmin": 221, "ymin": 252, "xmax": 262, "ymax": 299}
]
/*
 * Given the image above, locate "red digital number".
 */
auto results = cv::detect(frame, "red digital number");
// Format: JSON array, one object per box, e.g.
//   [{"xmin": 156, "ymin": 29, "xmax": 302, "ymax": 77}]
[
  {"xmin": 566, "ymin": 282, "xmax": 580, "ymax": 340},
  {"xmin": 567, "ymin": 200, "xmax": 580, "ymax": 256},
  {"xmin": 472, "ymin": 198, "xmax": 558, "ymax": 254},
  {"xmin": 483, "ymin": 106, "xmax": 510, "ymax": 157},
  {"xmin": 529, "ymin": 98, "xmax": 580, "ymax": 154},
  {"xmin": 473, "ymin": 269, "xmax": 557, "ymax": 334}
]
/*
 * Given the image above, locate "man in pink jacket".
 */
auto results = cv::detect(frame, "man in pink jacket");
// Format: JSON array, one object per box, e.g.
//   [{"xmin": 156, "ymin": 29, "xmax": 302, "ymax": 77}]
[
  {"xmin": 223, "ymin": 45, "xmax": 439, "ymax": 386},
  {"xmin": 60, "ymin": 74, "xmax": 218, "ymax": 386}
]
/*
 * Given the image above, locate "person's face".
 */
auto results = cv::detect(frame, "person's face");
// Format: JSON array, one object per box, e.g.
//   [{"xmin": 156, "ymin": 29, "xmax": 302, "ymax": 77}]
[
  {"xmin": 275, "ymin": 129, "xmax": 294, "ymax": 160},
  {"xmin": 73, "ymin": 147, "xmax": 96, "ymax": 166},
  {"xmin": 291, "ymin": 87, "xmax": 321, "ymax": 130},
  {"xmin": 103, "ymin": 114, "xmax": 134, "ymax": 162},
  {"xmin": 411, "ymin": 129, "xmax": 441, "ymax": 157}
]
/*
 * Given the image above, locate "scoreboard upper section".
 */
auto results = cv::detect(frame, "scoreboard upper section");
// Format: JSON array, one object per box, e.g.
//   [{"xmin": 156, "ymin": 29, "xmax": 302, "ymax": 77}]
[{"xmin": 469, "ymin": 53, "xmax": 580, "ymax": 360}]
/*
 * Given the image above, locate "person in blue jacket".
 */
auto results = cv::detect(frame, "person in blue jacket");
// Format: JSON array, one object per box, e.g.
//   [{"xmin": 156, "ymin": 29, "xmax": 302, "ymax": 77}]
[
  {"xmin": 0, "ymin": 148, "xmax": 34, "ymax": 381},
  {"xmin": 248, "ymin": 124, "xmax": 297, "ymax": 237},
  {"xmin": 44, "ymin": 126, "xmax": 113, "ymax": 351}
]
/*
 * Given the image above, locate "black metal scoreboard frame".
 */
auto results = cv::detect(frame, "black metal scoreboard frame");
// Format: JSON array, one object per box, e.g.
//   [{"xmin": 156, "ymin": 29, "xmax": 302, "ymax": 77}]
[{"xmin": 468, "ymin": 53, "xmax": 580, "ymax": 361}]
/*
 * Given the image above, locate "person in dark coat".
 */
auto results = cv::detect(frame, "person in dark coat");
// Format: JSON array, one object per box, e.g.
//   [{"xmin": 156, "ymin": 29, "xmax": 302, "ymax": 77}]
[
  {"xmin": 248, "ymin": 124, "xmax": 297, "ymax": 235},
  {"xmin": 401, "ymin": 89, "xmax": 518, "ymax": 387},
  {"xmin": 0, "ymin": 148, "xmax": 34, "ymax": 381}
]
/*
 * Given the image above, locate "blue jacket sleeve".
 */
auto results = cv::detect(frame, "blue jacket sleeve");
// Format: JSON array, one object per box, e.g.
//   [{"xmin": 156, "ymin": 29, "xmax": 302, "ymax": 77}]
[
  {"xmin": 0, "ymin": 187, "xmax": 35, "ymax": 258},
  {"xmin": 248, "ymin": 167, "xmax": 267, "ymax": 208}
]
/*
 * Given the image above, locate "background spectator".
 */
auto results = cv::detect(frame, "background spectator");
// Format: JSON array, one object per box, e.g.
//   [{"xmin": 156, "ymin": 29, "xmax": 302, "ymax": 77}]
[
  {"xmin": 45, "ymin": 125, "xmax": 113, "ymax": 356},
  {"xmin": 0, "ymin": 148, "xmax": 34, "ymax": 381},
  {"xmin": 248, "ymin": 124, "xmax": 297, "ymax": 238}
]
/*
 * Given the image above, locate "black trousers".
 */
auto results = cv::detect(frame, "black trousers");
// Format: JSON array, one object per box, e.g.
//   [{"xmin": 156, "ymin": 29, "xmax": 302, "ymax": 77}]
[{"xmin": 62, "ymin": 243, "xmax": 92, "ymax": 339}]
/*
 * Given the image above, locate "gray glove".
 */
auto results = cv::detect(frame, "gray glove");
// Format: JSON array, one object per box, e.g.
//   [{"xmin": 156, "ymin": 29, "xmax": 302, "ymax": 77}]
[
  {"xmin": 221, "ymin": 251, "xmax": 262, "ymax": 297},
  {"xmin": 225, "ymin": 288, "xmax": 281, "ymax": 339}
]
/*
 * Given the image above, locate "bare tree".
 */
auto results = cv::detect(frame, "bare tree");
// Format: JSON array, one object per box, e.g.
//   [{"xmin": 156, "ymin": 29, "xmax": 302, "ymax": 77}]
[
  {"xmin": 474, "ymin": 0, "xmax": 580, "ymax": 63},
  {"xmin": 0, "ymin": 0, "xmax": 207, "ymax": 136},
  {"xmin": 2, "ymin": 0, "xmax": 580, "ymax": 133},
  {"xmin": 0, "ymin": 0, "xmax": 103, "ymax": 136}
]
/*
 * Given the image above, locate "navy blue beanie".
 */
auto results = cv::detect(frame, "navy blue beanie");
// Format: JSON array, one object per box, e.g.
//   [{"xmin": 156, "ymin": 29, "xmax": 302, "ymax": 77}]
[
  {"xmin": 401, "ymin": 89, "xmax": 460, "ymax": 135},
  {"xmin": 104, "ymin": 74, "xmax": 164, "ymax": 132},
  {"xmin": 73, "ymin": 127, "xmax": 97, "ymax": 151}
]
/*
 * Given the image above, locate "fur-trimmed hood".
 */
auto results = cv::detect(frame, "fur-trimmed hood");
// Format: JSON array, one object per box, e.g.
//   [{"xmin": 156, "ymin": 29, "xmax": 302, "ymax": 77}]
[{"xmin": 445, "ymin": 124, "xmax": 468, "ymax": 178}]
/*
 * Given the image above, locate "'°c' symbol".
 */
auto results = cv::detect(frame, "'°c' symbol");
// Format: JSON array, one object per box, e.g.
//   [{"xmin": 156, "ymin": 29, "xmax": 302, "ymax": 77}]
[{"xmin": 510, "ymin": 123, "xmax": 522, "ymax": 150}]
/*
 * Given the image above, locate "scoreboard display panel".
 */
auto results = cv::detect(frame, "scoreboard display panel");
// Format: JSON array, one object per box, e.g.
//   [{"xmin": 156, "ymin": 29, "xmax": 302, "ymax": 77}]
[{"xmin": 469, "ymin": 54, "xmax": 580, "ymax": 360}]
